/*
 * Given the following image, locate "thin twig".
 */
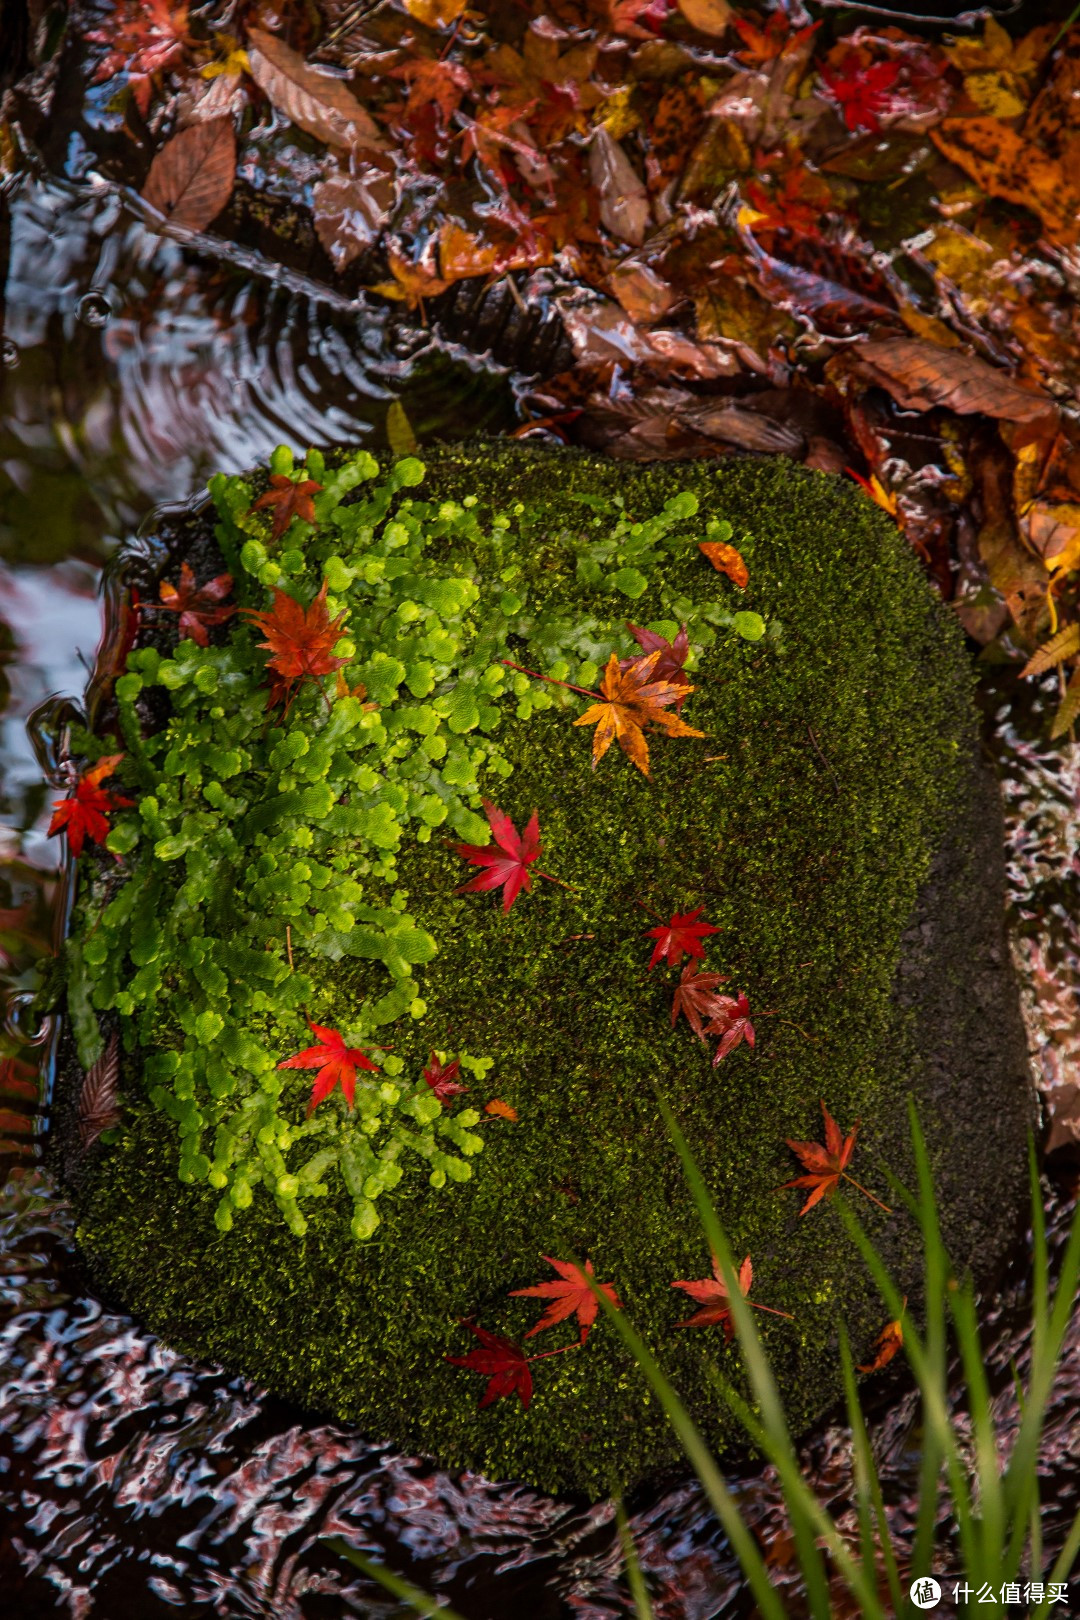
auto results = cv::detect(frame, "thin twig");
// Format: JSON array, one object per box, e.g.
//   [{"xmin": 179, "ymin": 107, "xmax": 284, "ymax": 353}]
[
  {"xmin": 807, "ymin": 725, "xmax": 842, "ymax": 795},
  {"xmin": 286, "ymin": 925, "xmax": 294, "ymax": 973},
  {"xmin": 775, "ymin": 1017, "xmax": 816, "ymax": 1042}
]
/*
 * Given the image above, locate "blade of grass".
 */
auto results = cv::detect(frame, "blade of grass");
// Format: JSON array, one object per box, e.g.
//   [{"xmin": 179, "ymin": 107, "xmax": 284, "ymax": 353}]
[
  {"xmin": 614, "ymin": 1494, "xmax": 655, "ymax": 1620},
  {"xmin": 321, "ymin": 1538, "xmax": 472, "ymax": 1619},
  {"xmin": 946, "ymin": 1277, "xmax": 1005, "ymax": 1587},
  {"xmin": 905, "ymin": 1100, "xmax": 952, "ymax": 1590},
  {"xmin": 653, "ymin": 1091, "xmax": 889, "ymax": 1620},
  {"xmin": 840, "ymin": 1325, "xmax": 904, "ymax": 1617}
]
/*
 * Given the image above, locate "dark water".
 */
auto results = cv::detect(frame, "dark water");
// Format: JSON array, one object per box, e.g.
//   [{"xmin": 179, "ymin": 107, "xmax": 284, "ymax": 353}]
[{"xmin": 2, "ymin": 155, "xmax": 1080, "ymax": 1620}]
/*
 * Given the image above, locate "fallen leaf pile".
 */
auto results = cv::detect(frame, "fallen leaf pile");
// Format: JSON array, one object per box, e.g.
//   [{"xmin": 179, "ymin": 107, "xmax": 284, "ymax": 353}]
[{"xmin": 62, "ymin": 2, "xmax": 1080, "ymax": 733}]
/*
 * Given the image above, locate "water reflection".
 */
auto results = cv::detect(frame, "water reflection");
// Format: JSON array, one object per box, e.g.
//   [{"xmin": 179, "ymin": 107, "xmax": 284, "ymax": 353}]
[{"xmin": 1, "ymin": 161, "xmax": 1079, "ymax": 1617}]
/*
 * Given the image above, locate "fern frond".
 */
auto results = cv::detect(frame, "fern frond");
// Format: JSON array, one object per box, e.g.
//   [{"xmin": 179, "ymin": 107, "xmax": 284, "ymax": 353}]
[{"xmin": 1021, "ymin": 622, "xmax": 1080, "ymax": 678}]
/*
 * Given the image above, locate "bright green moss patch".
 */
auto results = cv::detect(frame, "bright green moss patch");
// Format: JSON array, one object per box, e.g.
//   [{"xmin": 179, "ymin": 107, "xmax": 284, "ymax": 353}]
[{"xmin": 67, "ymin": 444, "xmax": 1013, "ymax": 1496}]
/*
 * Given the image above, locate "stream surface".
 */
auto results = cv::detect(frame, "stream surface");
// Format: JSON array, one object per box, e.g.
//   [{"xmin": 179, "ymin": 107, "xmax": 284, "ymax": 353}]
[{"xmin": 2, "ymin": 127, "xmax": 1080, "ymax": 1620}]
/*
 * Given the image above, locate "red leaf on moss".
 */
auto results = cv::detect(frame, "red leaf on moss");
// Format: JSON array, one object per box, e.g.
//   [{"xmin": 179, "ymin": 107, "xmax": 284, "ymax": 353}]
[
  {"xmin": 510, "ymin": 1256, "xmax": 623, "ymax": 1343},
  {"xmin": 645, "ymin": 905, "xmax": 720, "ymax": 970},
  {"xmin": 672, "ymin": 1253, "xmax": 793, "ymax": 1339},
  {"xmin": 445, "ymin": 1321, "xmax": 533, "ymax": 1410},
  {"xmin": 278, "ymin": 1021, "xmax": 383, "ymax": 1116},
  {"xmin": 484, "ymin": 1098, "xmax": 518, "ymax": 1121},
  {"xmin": 252, "ymin": 473, "xmax": 324, "ymax": 542},
  {"xmin": 452, "ymin": 799, "xmax": 558, "ymax": 913},
  {"xmin": 670, "ymin": 961, "xmax": 730, "ymax": 1043},
  {"xmin": 698, "ymin": 540, "xmax": 749, "ymax": 587},
  {"xmin": 423, "ymin": 1050, "xmax": 468, "ymax": 1105},
  {"xmin": 703, "ymin": 991, "xmax": 756, "ymax": 1064},
  {"xmin": 48, "ymin": 755, "xmax": 133, "ymax": 858},
  {"xmin": 243, "ymin": 580, "xmax": 348, "ymax": 709},
  {"xmin": 779, "ymin": 1099, "xmax": 892, "ymax": 1215},
  {"xmin": 156, "ymin": 562, "xmax": 236, "ymax": 646}
]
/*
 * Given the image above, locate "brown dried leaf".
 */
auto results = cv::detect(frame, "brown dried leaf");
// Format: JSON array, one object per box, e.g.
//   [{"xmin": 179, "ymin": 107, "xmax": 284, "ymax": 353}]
[
  {"xmin": 589, "ymin": 126, "xmax": 650, "ymax": 246},
  {"xmin": 849, "ymin": 337, "xmax": 1054, "ymax": 426},
  {"xmin": 247, "ymin": 27, "xmax": 384, "ymax": 153},
  {"xmin": 79, "ymin": 1031, "xmax": 121, "ymax": 1149},
  {"xmin": 312, "ymin": 167, "xmax": 391, "ymax": 271},
  {"xmin": 141, "ymin": 118, "xmax": 236, "ymax": 232},
  {"xmin": 676, "ymin": 0, "xmax": 732, "ymax": 39}
]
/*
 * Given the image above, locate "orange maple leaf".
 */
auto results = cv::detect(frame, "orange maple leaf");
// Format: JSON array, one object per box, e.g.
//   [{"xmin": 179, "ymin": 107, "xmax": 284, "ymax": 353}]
[
  {"xmin": 510, "ymin": 1255, "xmax": 622, "ymax": 1343},
  {"xmin": 698, "ymin": 540, "xmax": 749, "ymax": 587},
  {"xmin": 671, "ymin": 1253, "xmax": 793, "ymax": 1340},
  {"xmin": 857, "ymin": 1300, "xmax": 906, "ymax": 1374},
  {"xmin": 779, "ymin": 1099, "xmax": 892, "ymax": 1215},
  {"xmin": 573, "ymin": 649, "xmax": 704, "ymax": 778},
  {"xmin": 251, "ymin": 473, "xmax": 324, "ymax": 542},
  {"xmin": 846, "ymin": 466, "xmax": 900, "ymax": 518},
  {"xmin": 484, "ymin": 1098, "xmax": 518, "ymax": 1121},
  {"xmin": 47, "ymin": 755, "xmax": 133, "ymax": 858},
  {"xmin": 243, "ymin": 580, "xmax": 349, "ymax": 709}
]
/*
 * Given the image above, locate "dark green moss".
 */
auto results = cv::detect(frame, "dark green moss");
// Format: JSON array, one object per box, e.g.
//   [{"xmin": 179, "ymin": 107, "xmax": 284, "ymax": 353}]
[{"xmin": 71, "ymin": 447, "xmax": 1026, "ymax": 1497}]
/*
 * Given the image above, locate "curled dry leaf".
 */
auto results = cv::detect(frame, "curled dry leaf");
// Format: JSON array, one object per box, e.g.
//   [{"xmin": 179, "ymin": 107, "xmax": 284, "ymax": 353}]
[
  {"xmin": 141, "ymin": 117, "xmax": 236, "ymax": 232},
  {"xmin": 847, "ymin": 337, "xmax": 1054, "ymax": 425},
  {"xmin": 678, "ymin": 402, "xmax": 806, "ymax": 456},
  {"xmin": 247, "ymin": 27, "xmax": 384, "ymax": 153},
  {"xmin": 78, "ymin": 1031, "xmax": 121, "ymax": 1149},
  {"xmin": 590, "ymin": 126, "xmax": 650, "ymax": 247},
  {"xmin": 858, "ymin": 1302, "xmax": 905, "ymax": 1374},
  {"xmin": 699, "ymin": 540, "xmax": 749, "ymax": 587}
]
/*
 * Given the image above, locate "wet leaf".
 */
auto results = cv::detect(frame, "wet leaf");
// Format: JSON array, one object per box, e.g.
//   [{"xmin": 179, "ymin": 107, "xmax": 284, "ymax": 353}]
[
  {"xmin": 573, "ymin": 649, "xmax": 704, "ymax": 778},
  {"xmin": 675, "ymin": 0, "xmax": 731, "ymax": 39},
  {"xmin": 698, "ymin": 540, "xmax": 748, "ymax": 586},
  {"xmin": 312, "ymin": 168, "xmax": 391, "ymax": 271},
  {"xmin": 589, "ymin": 126, "xmax": 650, "ymax": 246},
  {"xmin": 703, "ymin": 990, "xmax": 755, "ymax": 1064},
  {"xmin": 510, "ymin": 1256, "xmax": 622, "ymax": 1343},
  {"xmin": 445, "ymin": 1322, "xmax": 533, "ymax": 1410},
  {"xmin": 141, "ymin": 117, "xmax": 236, "ymax": 231},
  {"xmin": 87, "ymin": 0, "xmax": 192, "ymax": 116},
  {"xmin": 155, "ymin": 562, "xmax": 235, "ymax": 646},
  {"xmin": 247, "ymin": 27, "xmax": 384, "ymax": 152},
  {"xmin": 452, "ymin": 799, "xmax": 558, "ymax": 913},
  {"xmin": 48, "ymin": 755, "xmax": 133, "ymax": 858},
  {"xmin": 672, "ymin": 1253, "xmax": 792, "ymax": 1338},
  {"xmin": 931, "ymin": 117, "xmax": 1080, "ymax": 246},
  {"xmin": 670, "ymin": 961, "xmax": 730, "ymax": 1043},
  {"xmin": 252, "ymin": 473, "xmax": 324, "ymax": 541},
  {"xmin": 278, "ymin": 1020, "xmax": 382, "ymax": 1116},
  {"xmin": 619, "ymin": 621, "xmax": 690, "ymax": 699},
  {"xmin": 857, "ymin": 1306, "xmax": 905, "ymax": 1374},
  {"xmin": 242, "ymin": 580, "xmax": 349, "ymax": 709},
  {"xmin": 780, "ymin": 1099, "xmax": 891, "ymax": 1216},
  {"xmin": 422, "ymin": 1051, "xmax": 468, "ymax": 1105},
  {"xmin": 846, "ymin": 337, "xmax": 1054, "ymax": 425},
  {"xmin": 78, "ymin": 1031, "xmax": 121, "ymax": 1149},
  {"xmin": 644, "ymin": 906, "xmax": 720, "ymax": 970},
  {"xmin": 819, "ymin": 49, "xmax": 901, "ymax": 134}
]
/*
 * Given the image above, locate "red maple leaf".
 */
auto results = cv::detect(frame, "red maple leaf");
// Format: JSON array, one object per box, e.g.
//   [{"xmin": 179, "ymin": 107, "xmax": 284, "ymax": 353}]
[
  {"xmin": 48, "ymin": 755, "xmax": 133, "ymax": 858},
  {"xmin": 819, "ymin": 51, "xmax": 902, "ymax": 134},
  {"xmin": 672, "ymin": 1253, "xmax": 793, "ymax": 1340},
  {"xmin": 619, "ymin": 621, "xmax": 691, "ymax": 708},
  {"xmin": 452, "ymin": 800, "xmax": 560, "ymax": 913},
  {"xmin": 87, "ymin": 0, "xmax": 193, "ymax": 116},
  {"xmin": 445, "ymin": 1321, "xmax": 534, "ymax": 1410},
  {"xmin": 644, "ymin": 905, "xmax": 720, "ymax": 970},
  {"xmin": 670, "ymin": 962, "xmax": 730, "ymax": 1043},
  {"xmin": 243, "ymin": 580, "xmax": 349, "ymax": 709},
  {"xmin": 510, "ymin": 1255, "xmax": 623, "ymax": 1343},
  {"xmin": 703, "ymin": 991, "xmax": 756, "ymax": 1064},
  {"xmin": 251, "ymin": 473, "xmax": 324, "ymax": 542},
  {"xmin": 779, "ymin": 1099, "xmax": 892, "ymax": 1214},
  {"xmin": 155, "ymin": 562, "xmax": 235, "ymax": 647},
  {"xmin": 423, "ymin": 1050, "xmax": 468, "ymax": 1105},
  {"xmin": 277, "ymin": 1021, "xmax": 384, "ymax": 1117}
]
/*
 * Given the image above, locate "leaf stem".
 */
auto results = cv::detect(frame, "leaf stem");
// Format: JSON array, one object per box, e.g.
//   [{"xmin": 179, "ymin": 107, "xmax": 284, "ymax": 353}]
[
  {"xmin": 750, "ymin": 1301, "xmax": 796, "ymax": 1321},
  {"xmin": 842, "ymin": 1173, "xmax": 892, "ymax": 1214},
  {"xmin": 536, "ymin": 869, "xmax": 580, "ymax": 893},
  {"xmin": 500, "ymin": 658, "xmax": 599, "ymax": 700}
]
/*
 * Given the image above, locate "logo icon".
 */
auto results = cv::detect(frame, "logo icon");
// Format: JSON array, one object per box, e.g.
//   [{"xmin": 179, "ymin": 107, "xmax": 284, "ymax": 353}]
[{"xmin": 909, "ymin": 1577, "xmax": 941, "ymax": 1609}]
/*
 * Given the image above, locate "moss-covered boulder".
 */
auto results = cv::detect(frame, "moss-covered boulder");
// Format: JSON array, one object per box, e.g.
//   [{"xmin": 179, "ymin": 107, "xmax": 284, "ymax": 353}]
[{"xmin": 56, "ymin": 443, "xmax": 1033, "ymax": 1498}]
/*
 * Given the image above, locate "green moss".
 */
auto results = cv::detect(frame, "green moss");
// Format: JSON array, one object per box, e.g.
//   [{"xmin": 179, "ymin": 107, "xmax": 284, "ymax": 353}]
[{"xmin": 72, "ymin": 445, "xmax": 980, "ymax": 1497}]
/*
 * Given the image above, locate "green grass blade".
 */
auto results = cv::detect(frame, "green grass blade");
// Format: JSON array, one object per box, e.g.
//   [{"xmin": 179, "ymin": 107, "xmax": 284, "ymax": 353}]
[
  {"xmin": 840, "ymin": 1326, "xmax": 903, "ymax": 1617},
  {"xmin": 1039, "ymin": 1501, "xmax": 1080, "ymax": 1612},
  {"xmin": 905, "ymin": 1101, "xmax": 952, "ymax": 1588},
  {"xmin": 614, "ymin": 1494, "xmax": 655, "ymax": 1620},
  {"xmin": 321, "ymin": 1538, "xmax": 472, "ymax": 1619},
  {"xmin": 581, "ymin": 1274, "xmax": 789, "ymax": 1620},
  {"xmin": 947, "ymin": 1277, "xmax": 1005, "ymax": 1586}
]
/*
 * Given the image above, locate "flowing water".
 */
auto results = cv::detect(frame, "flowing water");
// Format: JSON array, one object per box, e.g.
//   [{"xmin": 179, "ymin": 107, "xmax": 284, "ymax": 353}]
[{"xmin": 2, "ymin": 153, "xmax": 1080, "ymax": 1620}]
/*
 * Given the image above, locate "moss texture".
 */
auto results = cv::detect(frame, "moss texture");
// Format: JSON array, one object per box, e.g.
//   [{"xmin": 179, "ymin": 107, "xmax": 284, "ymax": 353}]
[{"xmin": 68, "ymin": 446, "xmax": 1031, "ymax": 1498}]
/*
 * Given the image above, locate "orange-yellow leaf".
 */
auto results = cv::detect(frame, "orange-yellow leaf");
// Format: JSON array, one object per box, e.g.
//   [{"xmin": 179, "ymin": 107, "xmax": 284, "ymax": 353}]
[
  {"xmin": 572, "ymin": 650, "xmax": 703, "ymax": 779},
  {"xmin": 698, "ymin": 540, "xmax": 749, "ymax": 586}
]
